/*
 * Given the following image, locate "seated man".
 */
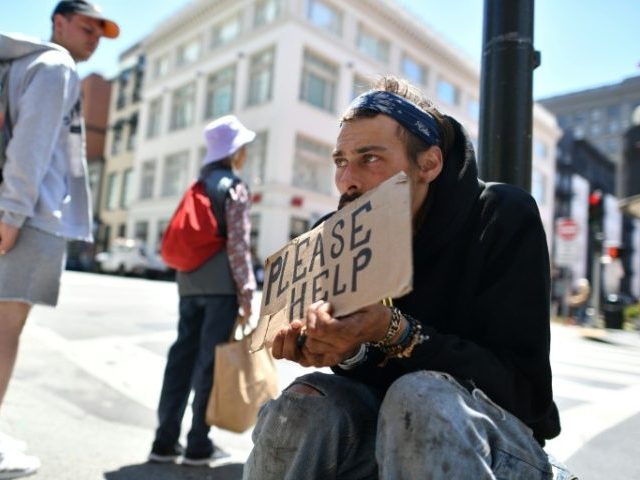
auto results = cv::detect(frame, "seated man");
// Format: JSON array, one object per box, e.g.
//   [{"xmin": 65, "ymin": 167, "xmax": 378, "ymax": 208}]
[{"xmin": 243, "ymin": 76, "xmax": 563, "ymax": 479}]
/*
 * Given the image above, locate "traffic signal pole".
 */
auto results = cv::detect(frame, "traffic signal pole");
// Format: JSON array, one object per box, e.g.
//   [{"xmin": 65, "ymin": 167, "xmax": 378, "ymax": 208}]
[
  {"xmin": 478, "ymin": 0, "xmax": 538, "ymax": 191},
  {"xmin": 587, "ymin": 190, "xmax": 604, "ymax": 325}
]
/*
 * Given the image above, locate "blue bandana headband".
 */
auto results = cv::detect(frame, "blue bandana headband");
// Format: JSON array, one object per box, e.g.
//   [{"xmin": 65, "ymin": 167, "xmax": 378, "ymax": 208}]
[{"xmin": 345, "ymin": 91, "xmax": 442, "ymax": 147}]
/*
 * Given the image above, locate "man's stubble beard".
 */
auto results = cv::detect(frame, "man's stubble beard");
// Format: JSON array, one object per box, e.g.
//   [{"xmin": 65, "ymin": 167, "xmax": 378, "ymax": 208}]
[{"xmin": 338, "ymin": 192, "xmax": 362, "ymax": 210}]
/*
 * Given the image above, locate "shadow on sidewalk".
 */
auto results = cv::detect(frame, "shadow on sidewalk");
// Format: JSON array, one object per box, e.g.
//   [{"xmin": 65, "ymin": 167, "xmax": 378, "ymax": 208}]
[{"xmin": 104, "ymin": 461, "xmax": 244, "ymax": 480}]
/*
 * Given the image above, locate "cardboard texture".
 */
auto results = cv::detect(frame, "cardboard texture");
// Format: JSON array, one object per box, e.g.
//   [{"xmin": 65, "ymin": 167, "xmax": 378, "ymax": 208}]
[{"xmin": 251, "ymin": 172, "xmax": 413, "ymax": 352}]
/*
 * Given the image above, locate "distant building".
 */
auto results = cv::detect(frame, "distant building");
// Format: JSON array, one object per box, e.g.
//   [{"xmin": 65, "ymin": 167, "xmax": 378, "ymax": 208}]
[
  {"xmin": 541, "ymin": 75, "xmax": 640, "ymax": 299},
  {"xmin": 66, "ymin": 73, "xmax": 111, "ymax": 270},
  {"xmin": 120, "ymin": 0, "xmax": 559, "ymax": 263},
  {"xmin": 540, "ymin": 75, "xmax": 640, "ymax": 166},
  {"xmin": 98, "ymin": 43, "xmax": 145, "ymax": 252},
  {"xmin": 82, "ymin": 73, "xmax": 112, "ymax": 219},
  {"xmin": 554, "ymin": 133, "xmax": 618, "ymax": 282}
]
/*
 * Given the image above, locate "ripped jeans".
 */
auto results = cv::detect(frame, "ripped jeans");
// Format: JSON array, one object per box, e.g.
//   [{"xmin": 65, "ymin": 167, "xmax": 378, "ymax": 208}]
[{"xmin": 243, "ymin": 371, "xmax": 567, "ymax": 480}]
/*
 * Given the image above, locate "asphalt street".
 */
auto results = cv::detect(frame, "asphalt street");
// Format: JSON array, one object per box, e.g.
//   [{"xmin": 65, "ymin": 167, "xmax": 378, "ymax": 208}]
[{"xmin": 1, "ymin": 271, "xmax": 639, "ymax": 479}]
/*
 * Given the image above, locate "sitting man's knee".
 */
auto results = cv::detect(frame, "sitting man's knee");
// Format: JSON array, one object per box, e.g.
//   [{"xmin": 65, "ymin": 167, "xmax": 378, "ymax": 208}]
[
  {"xmin": 286, "ymin": 382, "xmax": 324, "ymax": 396},
  {"xmin": 384, "ymin": 371, "xmax": 463, "ymax": 415}
]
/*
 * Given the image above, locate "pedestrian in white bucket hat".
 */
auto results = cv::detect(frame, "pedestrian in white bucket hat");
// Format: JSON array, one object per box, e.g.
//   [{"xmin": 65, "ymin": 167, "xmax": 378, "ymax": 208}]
[{"xmin": 202, "ymin": 115, "xmax": 256, "ymax": 166}]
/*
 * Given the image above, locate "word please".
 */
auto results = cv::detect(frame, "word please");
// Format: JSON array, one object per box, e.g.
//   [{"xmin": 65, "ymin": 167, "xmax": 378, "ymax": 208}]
[{"xmin": 263, "ymin": 201, "xmax": 374, "ymax": 321}]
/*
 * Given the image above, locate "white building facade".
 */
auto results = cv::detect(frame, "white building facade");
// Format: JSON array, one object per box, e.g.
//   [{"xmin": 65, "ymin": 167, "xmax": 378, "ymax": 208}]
[{"xmin": 126, "ymin": 0, "xmax": 560, "ymax": 263}]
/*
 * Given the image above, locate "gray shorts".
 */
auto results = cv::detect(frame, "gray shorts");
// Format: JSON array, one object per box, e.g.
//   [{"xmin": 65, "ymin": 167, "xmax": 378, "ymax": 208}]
[{"xmin": 0, "ymin": 226, "xmax": 67, "ymax": 306}]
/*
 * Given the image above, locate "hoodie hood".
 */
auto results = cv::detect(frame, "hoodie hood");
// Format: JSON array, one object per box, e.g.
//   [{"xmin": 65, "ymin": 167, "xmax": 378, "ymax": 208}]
[
  {"xmin": 0, "ymin": 32, "xmax": 66, "ymax": 61},
  {"xmin": 413, "ymin": 116, "xmax": 482, "ymax": 264}
]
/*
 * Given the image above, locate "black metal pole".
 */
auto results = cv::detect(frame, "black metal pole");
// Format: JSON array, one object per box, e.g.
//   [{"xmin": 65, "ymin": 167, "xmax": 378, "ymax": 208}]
[{"xmin": 478, "ymin": 0, "xmax": 537, "ymax": 192}]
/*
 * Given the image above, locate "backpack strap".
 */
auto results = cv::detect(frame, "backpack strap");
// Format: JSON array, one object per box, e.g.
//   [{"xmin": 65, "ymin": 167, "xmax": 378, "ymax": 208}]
[{"xmin": 199, "ymin": 167, "xmax": 243, "ymax": 238}]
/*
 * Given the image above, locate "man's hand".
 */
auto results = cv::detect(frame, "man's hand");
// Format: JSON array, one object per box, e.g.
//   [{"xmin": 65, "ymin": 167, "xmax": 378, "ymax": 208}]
[
  {"xmin": 271, "ymin": 301, "xmax": 392, "ymax": 368},
  {"xmin": 0, "ymin": 222, "xmax": 20, "ymax": 255}
]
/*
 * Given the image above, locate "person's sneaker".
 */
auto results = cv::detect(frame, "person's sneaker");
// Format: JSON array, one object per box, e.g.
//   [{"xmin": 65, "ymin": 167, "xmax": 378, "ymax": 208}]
[
  {"xmin": 0, "ymin": 448, "xmax": 40, "ymax": 479},
  {"xmin": 182, "ymin": 446, "xmax": 232, "ymax": 467},
  {"xmin": 147, "ymin": 442, "xmax": 184, "ymax": 463},
  {"xmin": 0, "ymin": 434, "xmax": 26, "ymax": 453}
]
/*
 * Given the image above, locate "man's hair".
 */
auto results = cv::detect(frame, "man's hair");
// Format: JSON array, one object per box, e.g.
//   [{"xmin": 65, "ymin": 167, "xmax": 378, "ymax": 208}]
[
  {"xmin": 51, "ymin": 11, "xmax": 75, "ymax": 31},
  {"xmin": 340, "ymin": 76, "xmax": 455, "ymax": 165}
]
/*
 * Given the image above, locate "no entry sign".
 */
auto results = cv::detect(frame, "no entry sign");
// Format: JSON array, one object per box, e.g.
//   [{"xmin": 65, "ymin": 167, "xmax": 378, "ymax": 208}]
[
  {"xmin": 557, "ymin": 218, "xmax": 579, "ymax": 241},
  {"xmin": 555, "ymin": 218, "xmax": 581, "ymax": 267}
]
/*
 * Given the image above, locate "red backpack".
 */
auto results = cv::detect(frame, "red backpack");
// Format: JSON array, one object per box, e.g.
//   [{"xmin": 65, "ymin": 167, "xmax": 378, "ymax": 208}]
[{"xmin": 161, "ymin": 181, "xmax": 226, "ymax": 272}]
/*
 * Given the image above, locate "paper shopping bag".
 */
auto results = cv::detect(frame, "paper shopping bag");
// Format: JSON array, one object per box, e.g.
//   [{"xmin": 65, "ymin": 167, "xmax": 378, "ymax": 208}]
[{"xmin": 206, "ymin": 322, "xmax": 279, "ymax": 433}]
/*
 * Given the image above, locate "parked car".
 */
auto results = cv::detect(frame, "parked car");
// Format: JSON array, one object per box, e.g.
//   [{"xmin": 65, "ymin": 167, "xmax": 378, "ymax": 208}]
[{"xmin": 95, "ymin": 238, "xmax": 169, "ymax": 278}]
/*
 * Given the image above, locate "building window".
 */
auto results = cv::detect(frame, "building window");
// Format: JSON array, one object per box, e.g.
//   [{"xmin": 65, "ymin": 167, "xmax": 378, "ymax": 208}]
[
  {"xmin": 139, "ymin": 159, "xmax": 156, "ymax": 200},
  {"xmin": 87, "ymin": 164, "xmax": 101, "ymax": 209},
  {"xmin": 134, "ymin": 221, "xmax": 149, "ymax": 243},
  {"xmin": 293, "ymin": 134, "xmax": 333, "ymax": 195},
  {"xmin": 436, "ymin": 78, "xmax": 460, "ymax": 106},
  {"xmin": 290, "ymin": 217, "xmax": 310, "ymax": 240},
  {"xmin": 211, "ymin": 14, "xmax": 242, "ymax": 48},
  {"xmin": 255, "ymin": 0, "xmax": 281, "ymax": 27},
  {"xmin": 533, "ymin": 139, "xmax": 547, "ymax": 159},
  {"xmin": 629, "ymin": 102, "xmax": 640, "ymax": 126},
  {"xmin": 306, "ymin": 0, "xmax": 342, "ymax": 36},
  {"xmin": 176, "ymin": 38, "xmax": 201, "ymax": 67},
  {"xmin": 300, "ymin": 50, "xmax": 338, "ymax": 113},
  {"xmin": 467, "ymin": 98, "xmax": 479, "ymax": 121},
  {"xmin": 105, "ymin": 172, "xmax": 119, "ymax": 210},
  {"xmin": 607, "ymin": 105, "xmax": 621, "ymax": 134},
  {"xmin": 127, "ymin": 113, "xmax": 138, "ymax": 151},
  {"xmin": 249, "ymin": 213, "xmax": 260, "ymax": 255},
  {"xmin": 606, "ymin": 138, "xmax": 619, "ymax": 155},
  {"xmin": 117, "ymin": 223, "xmax": 126, "ymax": 238},
  {"xmin": 161, "ymin": 151, "xmax": 189, "ymax": 197},
  {"xmin": 120, "ymin": 168, "xmax": 133, "ymax": 208},
  {"xmin": 156, "ymin": 219, "xmax": 169, "ymax": 250},
  {"xmin": 558, "ymin": 115, "xmax": 570, "ymax": 128},
  {"xmin": 146, "ymin": 97, "xmax": 163, "ymax": 139},
  {"xmin": 132, "ymin": 59, "xmax": 144, "ymax": 103},
  {"xmin": 401, "ymin": 54, "xmax": 426, "ymax": 86},
  {"xmin": 531, "ymin": 169, "xmax": 546, "ymax": 206},
  {"xmin": 205, "ymin": 65, "xmax": 236, "ymax": 120},
  {"xmin": 116, "ymin": 71, "xmax": 129, "ymax": 110},
  {"xmin": 111, "ymin": 121, "xmax": 124, "ymax": 155},
  {"xmin": 352, "ymin": 74, "xmax": 371, "ymax": 99},
  {"xmin": 152, "ymin": 54, "xmax": 170, "ymax": 79},
  {"xmin": 103, "ymin": 224, "xmax": 112, "ymax": 249},
  {"xmin": 170, "ymin": 83, "xmax": 196, "ymax": 131},
  {"xmin": 356, "ymin": 25, "xmax": 389, "ymax": 63},
  {"xmin": 247, "ymin": 47, "xmax": 275, "ymax": 106},
  {"xmin": 243, "ymin": 131, "xmax": 268, "ymax": 187}
]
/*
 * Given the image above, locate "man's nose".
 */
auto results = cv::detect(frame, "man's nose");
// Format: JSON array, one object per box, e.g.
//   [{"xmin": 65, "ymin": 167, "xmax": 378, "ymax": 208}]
[{"xmin": 337, "ymin": 162, "xmax": 361, "ymax": 193}]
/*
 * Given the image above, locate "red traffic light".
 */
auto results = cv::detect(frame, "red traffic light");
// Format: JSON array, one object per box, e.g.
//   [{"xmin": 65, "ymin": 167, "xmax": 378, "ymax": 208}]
[{"xmin": 589, "ymin": 190, "xmax": 603, "ymax": 206}]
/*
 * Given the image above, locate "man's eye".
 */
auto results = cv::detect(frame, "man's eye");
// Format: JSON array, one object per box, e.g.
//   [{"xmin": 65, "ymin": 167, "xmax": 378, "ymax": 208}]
[
  {"xmin": 334, "ymin": 158, "xmax": 347, "ymax": 168},
  {"xmin": 363, "ymin": 154, "xmax": 379, "ymax": 163}
]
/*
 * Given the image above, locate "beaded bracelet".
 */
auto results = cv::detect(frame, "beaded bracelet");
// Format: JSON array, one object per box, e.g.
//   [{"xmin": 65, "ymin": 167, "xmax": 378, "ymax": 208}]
[
  {"xmin": 380, "ymin": 312, "xmax": 427, "ymax": 359},
  {"xmin": 371, "ymin": 307, "xmax": 403, "ymax": 349}
]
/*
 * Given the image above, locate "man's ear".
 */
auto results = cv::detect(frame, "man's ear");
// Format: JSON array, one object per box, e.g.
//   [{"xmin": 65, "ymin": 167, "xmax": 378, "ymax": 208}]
[
  {"xmin": 416, "ymin": 146, "xmax": 443, "ymax": 183},
  {"xmin": 52, "ymin": 13, "xmax": 65, "ymax": 39}
]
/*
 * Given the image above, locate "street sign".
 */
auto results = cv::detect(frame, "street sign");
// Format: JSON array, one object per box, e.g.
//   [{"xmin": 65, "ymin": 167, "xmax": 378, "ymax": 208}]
[
  {"xmin": 557, "ymin": 218, "xmax": 579, "ymax": 241},
  {"xmin": 555, "ymin": 217, "xmax": 581, "ymax": 267}
]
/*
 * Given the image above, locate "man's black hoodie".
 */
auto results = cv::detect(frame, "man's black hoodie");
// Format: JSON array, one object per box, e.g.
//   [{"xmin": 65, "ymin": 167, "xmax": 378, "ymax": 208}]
[{"xmin": 333, "ymin": 117, "xmax": 561, "ymax": 445}]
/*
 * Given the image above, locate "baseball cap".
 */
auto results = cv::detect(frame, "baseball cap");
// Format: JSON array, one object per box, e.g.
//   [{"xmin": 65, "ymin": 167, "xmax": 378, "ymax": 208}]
[
  {"xmin": 52, "ymin": 0, "xmax": 120, "ymax": 39},
  {"xmin": 202, "ymin": 115, "xmax": 256, "ymax": 166}
]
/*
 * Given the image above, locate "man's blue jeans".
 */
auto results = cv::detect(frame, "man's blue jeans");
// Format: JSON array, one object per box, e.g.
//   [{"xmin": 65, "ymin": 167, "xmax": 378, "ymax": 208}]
[
  {"xmin": 244, "ymin": 371, "xmax": 571, "ymax": 479},
  {"xmin": 153, "ymin": 294, "xmax": 237, "ymax": 457}
]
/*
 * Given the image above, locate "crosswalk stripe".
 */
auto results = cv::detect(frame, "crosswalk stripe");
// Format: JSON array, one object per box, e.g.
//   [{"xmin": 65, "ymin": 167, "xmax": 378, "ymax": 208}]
[{"xmin": 546, "ymin": 384, "xmax": 640, "ymax": 461}]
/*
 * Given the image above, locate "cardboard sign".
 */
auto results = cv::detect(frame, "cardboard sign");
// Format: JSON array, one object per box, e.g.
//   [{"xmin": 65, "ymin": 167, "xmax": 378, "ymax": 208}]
[{"xmin": 251, "ymin": 172, "xmax": 413, "ymax": 352}]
